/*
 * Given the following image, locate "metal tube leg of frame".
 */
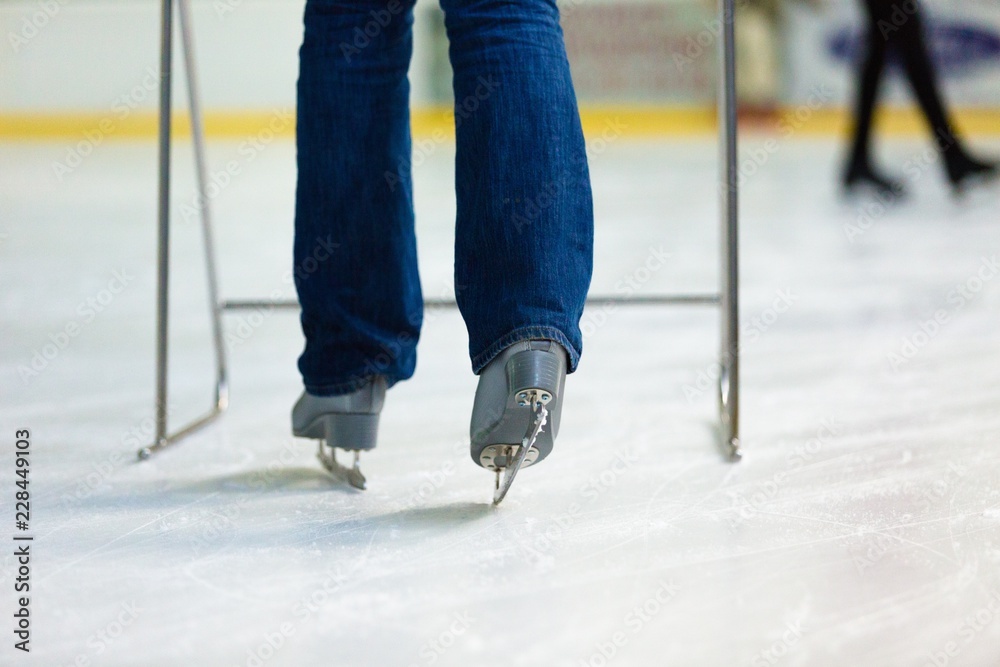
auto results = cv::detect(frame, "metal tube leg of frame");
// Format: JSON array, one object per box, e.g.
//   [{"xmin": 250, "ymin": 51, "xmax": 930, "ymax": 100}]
[
  {"xmin": 140, "ymin": 0, "xmax": 227, "ymax": 460},
  {"xmin": 143, "ymin": 0, "xmax": 174, "ymax": 461},
  {"xmin": 178, "ymin": 0, "xmax": 229, "ymax": 413},
  {"xmin": 718, "ymin": 0, "xmax": 741, "ymax": 461}
]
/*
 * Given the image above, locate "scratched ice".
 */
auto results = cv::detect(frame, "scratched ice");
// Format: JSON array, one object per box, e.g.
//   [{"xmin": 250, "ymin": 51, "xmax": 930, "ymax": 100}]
[{"xmin": 1, "ymin": 136, "xmax": 999, "ymax": 666}]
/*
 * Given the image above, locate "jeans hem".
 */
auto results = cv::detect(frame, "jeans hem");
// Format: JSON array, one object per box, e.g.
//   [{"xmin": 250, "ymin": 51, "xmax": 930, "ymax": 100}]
[
  {"xmin": 305, "ymin": 375, "xmax": 402, "ymax": 397},
  {"xmin": 471, "ymin": 326, "xmax": 580, "ymax": 375}
]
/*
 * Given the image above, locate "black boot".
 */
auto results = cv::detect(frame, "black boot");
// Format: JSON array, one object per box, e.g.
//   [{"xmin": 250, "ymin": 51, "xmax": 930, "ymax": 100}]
[
  {"xmin": 843, "ymin": 159, "xmax": 907, "ymax": 199},
  {"xmin": 945, "ymin": 150, "xmax": 999, "ymax": 196}
]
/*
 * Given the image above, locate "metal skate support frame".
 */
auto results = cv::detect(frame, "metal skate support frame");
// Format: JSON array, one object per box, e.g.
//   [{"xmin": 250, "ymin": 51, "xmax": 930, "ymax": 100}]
[{"xmin": 140, "ymin": 0, "xmax": 741, "ymax": 461}]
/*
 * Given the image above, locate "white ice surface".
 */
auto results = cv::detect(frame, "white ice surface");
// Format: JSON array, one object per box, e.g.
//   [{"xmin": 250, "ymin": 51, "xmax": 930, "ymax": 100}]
[{"xmin": 2, "ymin": 134, "xmax": 1000, "ymax": 666}]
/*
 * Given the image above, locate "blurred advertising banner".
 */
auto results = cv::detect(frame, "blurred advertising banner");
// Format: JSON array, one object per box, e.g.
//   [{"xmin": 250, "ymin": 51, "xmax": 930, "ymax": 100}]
[
  {"xmin": 785, "ymin": 0, "xmax": 1000, "ymax": 107},
  {"xmin": 560, "ymin": 0, "xmax": 718, "ymax": 104},
  {"xmin": 419, "ymin": 0, "xmax": 722, "ymax": 106}
]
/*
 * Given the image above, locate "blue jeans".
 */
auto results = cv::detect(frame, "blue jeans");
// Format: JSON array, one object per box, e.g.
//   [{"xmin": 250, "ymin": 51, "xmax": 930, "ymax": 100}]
[{"xmin": 295, "ymin": 0, "xmax": 594, "ymax": 396}]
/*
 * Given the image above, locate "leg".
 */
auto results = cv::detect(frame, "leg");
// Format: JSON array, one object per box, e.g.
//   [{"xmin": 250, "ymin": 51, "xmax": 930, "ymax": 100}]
[
  {"xmin": 440, "ymin": 0, "xmax": 594, "ymax": 375},
  {"xmin": 295, "ymin": 0, "xmax": 422, "ymax": 396},
  {"xmin": 890, "ymin": 0, "xmax": 997, "ymax": 186},
  {"xmin": 844, "ymin": 0, "xmax": 902, "ymax": 194},
  {"xmin": 847, "ymin": 0, "xmax": 887, "ymax": 173},
  {"xmin": 440, "ymin": 0, "xmax": 593, "ymax": 501},
  {"xmin": 890, "ymin": 3, "xmax": 957, "ymax": 143}
]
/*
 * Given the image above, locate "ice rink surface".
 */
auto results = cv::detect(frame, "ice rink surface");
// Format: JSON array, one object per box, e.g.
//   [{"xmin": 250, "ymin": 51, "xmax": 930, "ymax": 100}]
[{"xmin": 2, "ymin": 133, "xmax": 1000, "ymax": 666}]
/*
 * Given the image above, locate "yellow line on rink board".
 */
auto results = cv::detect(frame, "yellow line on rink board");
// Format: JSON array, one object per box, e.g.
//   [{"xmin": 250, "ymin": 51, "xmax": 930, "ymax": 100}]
[{"xmin": 1, "ymin": 106, "xmax": 998, "ymax": 140}]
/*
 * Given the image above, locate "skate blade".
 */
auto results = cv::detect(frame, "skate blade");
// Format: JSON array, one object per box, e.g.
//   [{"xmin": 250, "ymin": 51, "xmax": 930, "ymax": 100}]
[
  {"xmin": 492, "ymin": 443, "xmax": 534, "ymax": 505},
  {"xmin": 317, "ymin": 442, "xmax": 367, "ymax": 490},
  {"xmin": 492, "ymin": 403, "xmax": 549, "ymax": 505}
]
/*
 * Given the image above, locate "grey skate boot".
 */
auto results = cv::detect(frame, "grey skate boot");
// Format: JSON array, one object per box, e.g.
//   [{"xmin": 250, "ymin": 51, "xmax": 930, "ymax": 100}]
[
  {"xmin": 292, "ymin": 376, "xmax": 387, "ymax": 490},
  {"xmin": 470, "ymin": 339, "xmax": 567, "ymax": 503}
]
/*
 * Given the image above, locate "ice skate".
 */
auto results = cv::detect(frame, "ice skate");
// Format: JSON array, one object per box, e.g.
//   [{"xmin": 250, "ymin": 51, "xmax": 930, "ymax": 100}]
[
  {"xmin": 946, "ymin": 153, "xmax": 998, "ymax": 197},
  {"xmin": 470, "ymin": 339, "xmax": 567, "ymax": 504},
  {"xmin": 291, "ymin": 377, "xmax": 387, "ymax": 490},
  {"xmin": 842, "ymin": 160, "xmax": 906, "ymax": 199}
]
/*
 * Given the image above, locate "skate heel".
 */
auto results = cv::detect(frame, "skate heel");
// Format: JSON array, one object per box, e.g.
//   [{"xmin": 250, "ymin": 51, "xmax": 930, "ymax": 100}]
[
  {"xmin": 473, "ymin": 345, "xmax": 567, "ymax": 472},
  {"xmin": 506, "ymin": 349, "xmax": 561, "ymax": 407},
  {"xmin": 311, "ymin": 413, "xmax": 379, "ymax": 490},
  {"xmin": 317, "ymin": 413, "xmax": 380, "ymax": 452},
  {"xmin": 291, "ymin": 379, "xmax": 386, "ymax": 490}
]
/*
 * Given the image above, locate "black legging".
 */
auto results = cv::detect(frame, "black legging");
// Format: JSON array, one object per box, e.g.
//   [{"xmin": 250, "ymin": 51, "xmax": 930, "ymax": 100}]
[{"xmin": 847, "ymin": 0, "xmax": 962, "ymax": 171}]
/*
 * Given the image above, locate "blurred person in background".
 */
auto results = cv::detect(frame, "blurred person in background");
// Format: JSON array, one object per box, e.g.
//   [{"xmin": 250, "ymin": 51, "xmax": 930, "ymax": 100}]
[
  {"xmin": 843, "ymin": 0, "xmax": 997, "ymax": 196},
  {"xmin": 289, "ymin": 0, "xmax": 594, "ymax": 487}
]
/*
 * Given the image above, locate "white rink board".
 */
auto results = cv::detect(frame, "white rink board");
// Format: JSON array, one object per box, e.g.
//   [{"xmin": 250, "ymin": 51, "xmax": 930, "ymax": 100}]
[{"xmin": 1, "ymin": 135, "xmax": 1000, "ymax": 666}]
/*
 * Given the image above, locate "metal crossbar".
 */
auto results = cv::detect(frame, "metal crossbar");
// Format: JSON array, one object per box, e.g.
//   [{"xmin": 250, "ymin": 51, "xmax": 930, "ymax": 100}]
[{"xmin": 140, "ymin": 0, "xmax": 741, "ymax": 462}]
